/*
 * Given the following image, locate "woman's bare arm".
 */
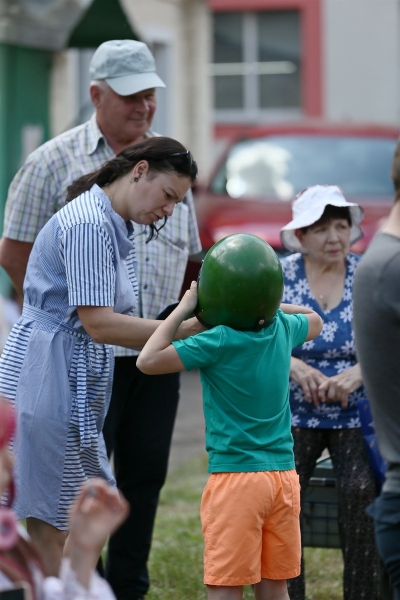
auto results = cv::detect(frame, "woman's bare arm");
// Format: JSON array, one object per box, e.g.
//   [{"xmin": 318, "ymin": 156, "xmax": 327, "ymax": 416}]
[{"xmin": 77, "ymin": 305, "xmax": 203, "ymax": 350}]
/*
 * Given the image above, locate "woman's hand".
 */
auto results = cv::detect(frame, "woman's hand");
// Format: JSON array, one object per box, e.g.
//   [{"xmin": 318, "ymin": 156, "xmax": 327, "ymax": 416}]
[
  {"xmin": 290, "ymin": 357, "xmax": 328, "ymax": 407},
  {"xmin": 318, "ymin": 364, "xmax": 362, "ymax": 409},
  {"xmin": 68, "ymin": 478, "xmax": 129, "ymax": 554}
]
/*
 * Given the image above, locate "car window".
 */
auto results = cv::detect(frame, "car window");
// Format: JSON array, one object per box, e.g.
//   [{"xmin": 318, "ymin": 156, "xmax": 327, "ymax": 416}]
[{"xmin": 211, "ymin": 135, "xmax": 397, "ymax": 201}]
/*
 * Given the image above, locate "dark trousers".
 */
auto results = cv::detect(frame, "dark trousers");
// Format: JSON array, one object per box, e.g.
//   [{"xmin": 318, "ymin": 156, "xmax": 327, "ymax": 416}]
[
  {"xmin": 288, "ymin": 427, "xmax": 380, "ymax": 600},
  {"xmin": 368, "ymin": 492, "xmax": 400, "ymax": 600},
  {"xmin": 103, "ymin": 356, "xmax": 180, "ymax": 600}
]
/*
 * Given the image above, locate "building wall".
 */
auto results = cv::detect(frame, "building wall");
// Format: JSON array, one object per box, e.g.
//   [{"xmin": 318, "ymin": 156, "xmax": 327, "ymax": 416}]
[
  {"xmin": 122, "ymin": 0, "xmax": 213, "ymax": 177},
  {"xmin": 49, "ymin": 0, "xmax": 213, "ymax": 178},
  {"xmin": 209, "ymin": 0, "xmax": 400, "ymax": 130},
  {"xmin": 323, "ymin": 0, "xmax": 399, "ymax": 125},
  {"xmin": 49, "ymin": 0, "xmax": 400, "ymax": 179}
]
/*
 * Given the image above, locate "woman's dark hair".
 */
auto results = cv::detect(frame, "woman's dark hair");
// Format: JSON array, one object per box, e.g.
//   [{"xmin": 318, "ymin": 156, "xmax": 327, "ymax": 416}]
[
  {"xmin": 66, "ymin": 137, "xmax": 198, "ymax": 240},
  {"xmin": 301, "ymin": 204, "xmax": 352, "ymax": 234}
]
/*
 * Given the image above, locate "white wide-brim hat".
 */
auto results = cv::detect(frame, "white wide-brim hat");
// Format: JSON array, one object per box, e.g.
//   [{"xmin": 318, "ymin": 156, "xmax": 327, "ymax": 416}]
[{"xmin": 280, "ymin": 185, "xmax": 364, "ymax": 253}]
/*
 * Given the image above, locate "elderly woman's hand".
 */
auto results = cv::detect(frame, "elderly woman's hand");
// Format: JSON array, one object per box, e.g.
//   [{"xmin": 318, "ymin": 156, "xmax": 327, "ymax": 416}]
[
  {"xmin": 318, "ymin": 364, "xmax": 362, "ymax": 409},
  {"xmin": 290, "ymin": 357, "xmax": 328, "ymax": 407}
]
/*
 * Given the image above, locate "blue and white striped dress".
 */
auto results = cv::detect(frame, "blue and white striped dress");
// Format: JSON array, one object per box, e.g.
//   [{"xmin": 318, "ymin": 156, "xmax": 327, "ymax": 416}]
[{"xmin": 0, "ymin": 185, "xmax": 138, "ymax": 529}]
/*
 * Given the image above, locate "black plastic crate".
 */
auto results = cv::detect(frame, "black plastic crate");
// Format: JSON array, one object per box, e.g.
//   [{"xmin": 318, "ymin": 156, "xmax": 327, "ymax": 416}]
[{"xmin": 301, "ymin": 455, "xmax": 340, "ymax": 549}]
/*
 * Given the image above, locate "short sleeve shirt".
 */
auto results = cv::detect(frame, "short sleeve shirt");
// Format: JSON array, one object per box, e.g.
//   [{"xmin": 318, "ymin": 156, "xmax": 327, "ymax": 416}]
[{"xmin": 172, "ymin": 310, "xmax": 308, "ymax": 473}]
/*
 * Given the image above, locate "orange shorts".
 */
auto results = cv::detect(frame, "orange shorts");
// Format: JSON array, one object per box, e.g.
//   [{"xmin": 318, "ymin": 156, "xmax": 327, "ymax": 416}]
[{"xmin": 200, "ymin": 470, "xmax": 301, "ymax": 586}]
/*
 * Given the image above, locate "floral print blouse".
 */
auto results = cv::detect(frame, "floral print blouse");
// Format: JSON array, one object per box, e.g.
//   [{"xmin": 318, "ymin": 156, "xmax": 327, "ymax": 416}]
[{"xmin": 281, "ymin": 252, "xmax": 365, "ymax": 429}]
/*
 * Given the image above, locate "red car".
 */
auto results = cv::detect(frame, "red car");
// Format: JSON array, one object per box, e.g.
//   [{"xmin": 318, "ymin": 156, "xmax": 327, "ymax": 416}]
[{"xmin": 189, "ymin": 123, "xmax": 399, "ymax": 280}]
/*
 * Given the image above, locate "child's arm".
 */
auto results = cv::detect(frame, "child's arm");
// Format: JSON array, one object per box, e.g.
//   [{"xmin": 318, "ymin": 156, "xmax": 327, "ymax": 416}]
[
  {"xmin": 280, "ymin": 303, "xmax": 323, "ymax": 341},
  {"xmin": 137, "ymin": 281, "xmax": 199, "ymax": 375}
]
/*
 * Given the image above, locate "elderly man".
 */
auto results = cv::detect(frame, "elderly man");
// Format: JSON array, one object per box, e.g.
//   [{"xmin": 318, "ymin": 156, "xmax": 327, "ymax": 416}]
[{"xmin": 0, "ymin": 39, "xmax": 201, "ymax": 600}]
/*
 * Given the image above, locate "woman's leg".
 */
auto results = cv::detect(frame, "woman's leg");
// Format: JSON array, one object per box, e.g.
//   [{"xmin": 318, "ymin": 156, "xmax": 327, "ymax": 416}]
[
  {"xmin": 206, "ymin": 585, "xmax": 242, "ymax": 600},
  {"xmin": 328, "ymin": 428, "xmax": 380, "ymax": 600},
  {"xmin": 27, "ymin": 517, "xmax": 68, "ymax": 576},
  {"xmin": 287, "ymin": 428, "xmax": 328, "ymax": 600},
  {"xmin": 254, "ymin": 578, "xmax": 289, "ymax": 600}
]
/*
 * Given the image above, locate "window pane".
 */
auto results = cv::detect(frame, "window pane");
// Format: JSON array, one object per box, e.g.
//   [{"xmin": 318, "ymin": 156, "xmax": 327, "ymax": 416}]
[
  {"xmin": 259, "ymin": 73, "xmax": 300, "ymax": 108},
  {"xmin": 214, "ymin": 12, "xmax": 243, "ymax": 63},
  {"xmin": 215, "ymin": 75, "xmax": 244, "ymax": 109},
  {"xmin": 213, "ymin": 13, "xmax": 244, "ymax": 108},
  {"xmin": 257, "ymin": 11, "xmax": 300, "ymax": 108},
  {"xmin": 211, "ymin": 136, "xmax": 397, "ymax": 200}
]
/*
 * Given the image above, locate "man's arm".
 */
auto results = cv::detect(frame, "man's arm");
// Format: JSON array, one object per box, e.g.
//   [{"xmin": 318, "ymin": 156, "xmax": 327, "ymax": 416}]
[
  {"xmin": 0, "ymin": 238, "xmax": 33, "ymax": 296},
  {"xmin": 0, "ymin": 144, "xmax": 64, "ymax": 296}
]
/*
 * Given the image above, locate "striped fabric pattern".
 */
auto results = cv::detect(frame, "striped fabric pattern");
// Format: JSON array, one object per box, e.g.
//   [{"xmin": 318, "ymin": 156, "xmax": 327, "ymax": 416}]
[
  {"xmin": 0, "ymin": 186, "xmax": 136, "ymax": 528},
  {"xmin": 0, "ymin": 322, "xmax": 31, "ymax": 399},
  {"xmin": 3, "ymin": 113, "xmax": 201, "ymax": 357}
]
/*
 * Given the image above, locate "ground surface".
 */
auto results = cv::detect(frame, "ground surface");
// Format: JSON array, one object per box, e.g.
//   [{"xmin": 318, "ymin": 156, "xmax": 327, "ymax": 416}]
[{"xmin": 168, "ymin": 370, "xmax": 206, "ymax": 471}]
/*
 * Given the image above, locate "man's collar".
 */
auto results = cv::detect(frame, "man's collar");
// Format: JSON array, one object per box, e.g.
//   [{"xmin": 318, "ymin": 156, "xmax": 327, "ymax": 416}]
[
  {"xmin": 86, "ymin": 112, "xmax": 156, "ymax": 155},
  {"xmin": 87, "ymin": 113, "xmax": 109, "ymax": 156}
]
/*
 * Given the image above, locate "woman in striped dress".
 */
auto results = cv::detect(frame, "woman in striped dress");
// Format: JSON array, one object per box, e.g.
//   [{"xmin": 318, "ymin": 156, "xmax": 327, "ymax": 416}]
[{"xmin": 0, "ymin": 137, "xmax": 198, "ymax": 575}]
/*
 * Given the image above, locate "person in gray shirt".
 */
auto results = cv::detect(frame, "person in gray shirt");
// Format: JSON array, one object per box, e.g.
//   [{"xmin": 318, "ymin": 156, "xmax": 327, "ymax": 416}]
[{"xmin": 353, "ymin": 138, "xmax": 400, "ymax": 599}]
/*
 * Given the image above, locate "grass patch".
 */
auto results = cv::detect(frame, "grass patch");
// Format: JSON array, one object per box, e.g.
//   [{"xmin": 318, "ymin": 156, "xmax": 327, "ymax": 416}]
[
  {"xmin": 147, "ymin": 454, "xmax": 344, "ymax": 600},
  {"xmin": 303, "ymin": 547, "xmax": 343, "ymax": 599}
]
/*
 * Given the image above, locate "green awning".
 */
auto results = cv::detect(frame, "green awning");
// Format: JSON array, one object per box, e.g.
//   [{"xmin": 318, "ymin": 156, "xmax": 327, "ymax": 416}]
[{"xmin": 68, "ymin": 0, "xmax": 139, "ymax": 48}]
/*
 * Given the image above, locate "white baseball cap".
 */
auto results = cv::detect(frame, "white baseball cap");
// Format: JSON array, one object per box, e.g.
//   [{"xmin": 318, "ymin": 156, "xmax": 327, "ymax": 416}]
[
  {"xmin": 280, "ymin": 185, "xmax": 364, "ymax": 253},
  {"xmin": 90, "ymin": 39, "xmax": 166, "ymax": 96}
]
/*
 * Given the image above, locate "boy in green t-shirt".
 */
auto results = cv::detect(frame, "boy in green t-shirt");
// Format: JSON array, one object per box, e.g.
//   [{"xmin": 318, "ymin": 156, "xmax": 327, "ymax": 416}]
[{"xmin": 137, "ymin": 281, "xmax": 322, "ymax": 600}]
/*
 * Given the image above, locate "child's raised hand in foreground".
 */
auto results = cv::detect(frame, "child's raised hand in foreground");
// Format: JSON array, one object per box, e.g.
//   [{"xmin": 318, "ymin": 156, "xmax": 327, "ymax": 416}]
[
  {"xmin": 68, "ymin": 478, "xmax": 129, "ymax": 552},
  {"xmin": 66, "ymin": 478, "xmax": 129, "ymax": 588}
]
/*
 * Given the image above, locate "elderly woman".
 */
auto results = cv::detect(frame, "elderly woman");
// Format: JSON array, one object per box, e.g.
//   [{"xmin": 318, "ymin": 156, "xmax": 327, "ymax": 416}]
[{"xmin": 280, "ymin": 185, "xmax": 380, "ymax": 600}]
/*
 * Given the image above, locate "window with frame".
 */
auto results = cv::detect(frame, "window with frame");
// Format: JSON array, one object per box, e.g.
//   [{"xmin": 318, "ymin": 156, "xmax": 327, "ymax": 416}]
[{"xmin": 212, "ymin": 10, "xmax": 301, "ymax": 119}]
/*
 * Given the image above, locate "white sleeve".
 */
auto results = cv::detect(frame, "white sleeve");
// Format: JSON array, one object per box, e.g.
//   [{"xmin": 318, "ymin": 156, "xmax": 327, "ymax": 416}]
[
  {"xmin": 0, "ymin": 571, "xmax": 15, "ymax": 591},
  {"xmin": 41, "ymin": 558, "xmax": 116, "ymax": 600}
]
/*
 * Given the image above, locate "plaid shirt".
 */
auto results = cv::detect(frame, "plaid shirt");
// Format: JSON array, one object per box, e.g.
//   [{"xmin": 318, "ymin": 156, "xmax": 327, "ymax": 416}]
[{"xmin": 4, "ymin": 113, "xmax": 202, "ymax": 356}]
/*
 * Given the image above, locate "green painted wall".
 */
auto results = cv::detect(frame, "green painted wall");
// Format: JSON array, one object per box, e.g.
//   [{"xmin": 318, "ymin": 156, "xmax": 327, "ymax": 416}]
[
  {"xmin": 0, "ymin": 0, "xmax": 135, "ymax": 296},
  {"xmin": 0, "ymin": 44, "xmax": 51, "ymax": 294}
]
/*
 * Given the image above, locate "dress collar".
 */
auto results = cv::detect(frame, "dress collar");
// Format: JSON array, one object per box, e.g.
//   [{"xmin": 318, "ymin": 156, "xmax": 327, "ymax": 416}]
[{"xmin": 90, "ymin": 184, "xmax": 133, "ymax": 237}]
